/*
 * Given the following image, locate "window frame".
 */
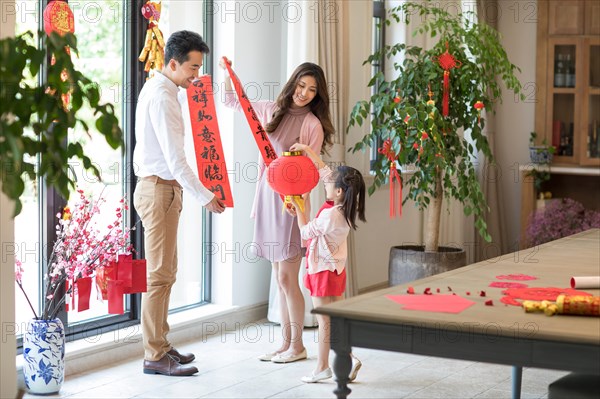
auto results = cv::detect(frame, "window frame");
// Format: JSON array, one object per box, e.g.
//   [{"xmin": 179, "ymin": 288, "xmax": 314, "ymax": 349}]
[{"xmin": 17, "ymin": 0, "xmax": 215, "ymax": 349}]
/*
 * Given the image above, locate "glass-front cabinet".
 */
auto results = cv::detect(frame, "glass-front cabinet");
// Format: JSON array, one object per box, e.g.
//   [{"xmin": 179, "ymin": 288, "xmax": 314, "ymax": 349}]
[
  {"xmin": 536, "ymin": 1, "xmax": 600, "ymax": 167},
  {"xmin": 583, "ymin": 41, "xmax": 600, "ymax": 165}
]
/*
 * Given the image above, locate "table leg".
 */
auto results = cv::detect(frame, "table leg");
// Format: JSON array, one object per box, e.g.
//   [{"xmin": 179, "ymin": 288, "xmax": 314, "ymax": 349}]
[
  {"xmin": 333, "ymin": 349, "xmax": 352, "ymax": 399},
  {"xmin": 330, "ymin": 317, "xmax": 352, "ymax": 399},
  {"xmin": 512, "ymin": 366, "xmax": 522, "ymax": 399}
]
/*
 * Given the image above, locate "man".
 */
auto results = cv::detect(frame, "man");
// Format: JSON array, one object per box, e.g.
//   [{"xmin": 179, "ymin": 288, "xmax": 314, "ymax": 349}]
[{"xmin": 133, "ymin": 30, "xmax": 225, "ymax": 377}]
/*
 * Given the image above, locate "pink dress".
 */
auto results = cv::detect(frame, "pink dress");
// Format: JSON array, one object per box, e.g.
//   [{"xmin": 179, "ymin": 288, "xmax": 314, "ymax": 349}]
[{"xmin": 224, "ymin": 92, "xmax": 324, "ymax": 262}]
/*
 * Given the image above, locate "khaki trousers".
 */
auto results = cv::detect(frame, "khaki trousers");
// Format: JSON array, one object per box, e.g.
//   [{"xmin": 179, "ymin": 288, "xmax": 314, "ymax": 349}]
[{"xmin": 133, "ymin": 180, "xmax": 183, "ymax": 361}]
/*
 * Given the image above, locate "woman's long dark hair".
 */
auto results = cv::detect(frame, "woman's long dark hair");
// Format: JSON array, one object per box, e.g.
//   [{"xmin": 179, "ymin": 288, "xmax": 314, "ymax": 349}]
[
  {"xmin": 265, "ymin": 62, "xmax": 334, "ymax": 152},
  {"xmin": 335, "ymin": 166, "xmax": 366, "ymax": 230}
]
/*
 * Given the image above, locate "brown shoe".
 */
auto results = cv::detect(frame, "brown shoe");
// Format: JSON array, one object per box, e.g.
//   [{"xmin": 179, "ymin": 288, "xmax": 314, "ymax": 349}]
[
  {"xmin": 167, "ymin": 347, "xmax": 195, "ymax": 364},
  {"xmin": 143, "ymin": 354, "xmax": 198, "ymax": 376}
]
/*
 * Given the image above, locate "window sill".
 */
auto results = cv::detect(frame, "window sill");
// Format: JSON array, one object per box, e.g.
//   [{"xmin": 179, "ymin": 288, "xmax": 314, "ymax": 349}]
[{"xmin": 17, "ymin": 302, "xmax": 267, "ymax": 380}]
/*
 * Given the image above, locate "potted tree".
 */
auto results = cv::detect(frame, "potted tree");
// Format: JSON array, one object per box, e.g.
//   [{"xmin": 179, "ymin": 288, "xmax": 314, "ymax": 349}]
[
  {"xmin": 1, "ymin": 31, "xmax": 122, "ymax": 216},
  {"xmin": 348, "ymin": 1, "xmax": 523, "ymax": 285}
]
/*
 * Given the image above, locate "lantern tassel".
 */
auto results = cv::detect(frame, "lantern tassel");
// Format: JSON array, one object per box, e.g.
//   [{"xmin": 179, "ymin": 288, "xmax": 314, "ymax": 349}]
[
  {"xmin": 389, "ymin": 163, "xmax": 402, "ymax": 218},
  {"xmin": 443, "ymin": 70, "xmax": 450, "ymax": 117}
]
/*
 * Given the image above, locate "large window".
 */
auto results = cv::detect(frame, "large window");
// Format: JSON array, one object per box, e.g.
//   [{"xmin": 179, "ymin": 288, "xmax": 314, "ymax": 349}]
[
  {"xmin": 371, "ymin": 0, "xmax": 385, "ymax": 170},
  {"xmin": 14, "ymin": 0, "xmax": 213, "ymax": 345},
  {"xmin": 14, "ymin": 0, "xmax": 42, "ymax": 334}
]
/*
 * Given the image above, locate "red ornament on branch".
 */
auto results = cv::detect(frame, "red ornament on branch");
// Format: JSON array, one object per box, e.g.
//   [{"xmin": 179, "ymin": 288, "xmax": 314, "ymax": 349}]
[
  {"xmin": 474, "ymin": 100, "xmax": 485, "ymax": 124},
  {"xmin": 433, "ymin": 42, "xmax": 461, "ymax": 117},
  {"xmin": 378, "ymin": 139, "xmax": 402, "ymax": 218}
]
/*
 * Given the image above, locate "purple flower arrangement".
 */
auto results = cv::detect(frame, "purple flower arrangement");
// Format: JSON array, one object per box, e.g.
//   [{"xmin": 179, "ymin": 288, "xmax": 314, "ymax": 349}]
[{"xmin": 526, "ymin": 198, "xmax": 600, "ymax": 247}]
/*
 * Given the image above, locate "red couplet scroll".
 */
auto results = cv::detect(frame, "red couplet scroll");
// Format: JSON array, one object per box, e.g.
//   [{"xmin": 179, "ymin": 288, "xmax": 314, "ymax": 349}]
[
  {"xmin": 187, "ymin": 75, "xmax": 234, "ymax": 207},
  {"xmin": 222, "ymin": 57, "xmax": 278, "ymax": 166}
]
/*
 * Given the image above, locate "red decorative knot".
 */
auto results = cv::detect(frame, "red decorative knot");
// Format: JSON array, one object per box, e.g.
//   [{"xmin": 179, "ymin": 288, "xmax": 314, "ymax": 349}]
[
  {"xmin": 378, "ymin": 139, "xmax": 397, "ymax": 162},
  {"xmin": 474, "ymin": 101, "xmax": 484, "ymax": 111},
  {"xmin": 432, "ymin": 42, "xmax": 462, "ymax": 117}
]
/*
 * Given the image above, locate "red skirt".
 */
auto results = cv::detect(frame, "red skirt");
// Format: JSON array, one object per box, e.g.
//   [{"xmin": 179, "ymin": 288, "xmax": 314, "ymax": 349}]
[{"xmin": 304, "ymin": 268, "xmax": 346, "ymax": 297}]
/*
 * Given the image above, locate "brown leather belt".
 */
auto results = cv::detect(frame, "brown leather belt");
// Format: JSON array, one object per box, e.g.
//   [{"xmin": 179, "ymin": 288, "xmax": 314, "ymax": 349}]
[{"xmin": 139, "ymin": 175, "xmax": 182, "ymax": 188}]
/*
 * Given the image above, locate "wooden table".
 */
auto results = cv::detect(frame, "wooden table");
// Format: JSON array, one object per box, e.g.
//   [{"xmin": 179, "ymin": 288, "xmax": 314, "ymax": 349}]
[{"xmin": 314, "ymin": 229, "xmax": 600, "ymax": 399}]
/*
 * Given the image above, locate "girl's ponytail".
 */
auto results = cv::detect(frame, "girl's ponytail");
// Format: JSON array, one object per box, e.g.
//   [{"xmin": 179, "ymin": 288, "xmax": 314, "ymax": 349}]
[{"xmin": 336, "ymin": 166, "xmax": 366, "ymax": 229}]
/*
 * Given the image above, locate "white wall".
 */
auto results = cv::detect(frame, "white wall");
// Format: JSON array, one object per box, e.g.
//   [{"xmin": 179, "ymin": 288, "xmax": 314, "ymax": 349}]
[
  {"xmin": 211, "ymin": 1, "xmax": 286, "ymax": 306},
  {"xmin": 1, "ymin": 7, "xmax": 18, "ymax": 399}
]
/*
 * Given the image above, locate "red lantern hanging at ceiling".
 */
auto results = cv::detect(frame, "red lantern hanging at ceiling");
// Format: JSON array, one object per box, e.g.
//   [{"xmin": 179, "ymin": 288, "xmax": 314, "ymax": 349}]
[
  {"xmin": 267, "ymin": 151, "xmax": 319, "ymax": 212},
  {"xmin": 43, "ymin": 0, "xmax": 75, "ymax": 36}
]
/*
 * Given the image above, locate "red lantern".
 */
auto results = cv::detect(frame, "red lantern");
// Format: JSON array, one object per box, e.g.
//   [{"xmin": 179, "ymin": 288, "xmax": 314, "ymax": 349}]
[
  {"xmin": 43, "ymin": 1, "xmax": 75, "ymax": 36},
  {"xmin": 267, "ymin": 151, "xmax": 319, "ymax": 212}
]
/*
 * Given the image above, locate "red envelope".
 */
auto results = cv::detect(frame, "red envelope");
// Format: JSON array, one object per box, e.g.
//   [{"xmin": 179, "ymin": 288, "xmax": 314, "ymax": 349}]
[
  {"xmin": 124, "ymin": 259, "xmax": 147, "ymax": 294},
  {"xmin": 107, "ymin": 280, "xmax": 124, "ymax": 314}
]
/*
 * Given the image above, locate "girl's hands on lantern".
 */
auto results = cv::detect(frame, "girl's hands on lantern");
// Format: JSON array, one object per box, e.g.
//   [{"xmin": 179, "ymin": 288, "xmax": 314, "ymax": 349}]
[{"xmin": 287, "ymin": 201, "xmax": 297, "ymax": 217}]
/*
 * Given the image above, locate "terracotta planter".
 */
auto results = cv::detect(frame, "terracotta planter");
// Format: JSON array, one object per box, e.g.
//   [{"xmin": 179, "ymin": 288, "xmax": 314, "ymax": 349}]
[{"xmin": 388, "ymin": 245, "xmax": 466, "ymax": 286}]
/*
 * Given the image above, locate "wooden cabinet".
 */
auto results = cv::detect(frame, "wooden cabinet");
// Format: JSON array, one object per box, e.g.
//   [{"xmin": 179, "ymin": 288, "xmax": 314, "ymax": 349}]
[{"xmin": 535, "ymin": 1, "xmax": 600, "ymax": 167}]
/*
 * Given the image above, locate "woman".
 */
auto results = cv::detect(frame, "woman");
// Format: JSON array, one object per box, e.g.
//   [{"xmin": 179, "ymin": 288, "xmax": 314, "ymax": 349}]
[{"xmin": 220, "ymin": 59, "xmax": 334, "ymax": 362}]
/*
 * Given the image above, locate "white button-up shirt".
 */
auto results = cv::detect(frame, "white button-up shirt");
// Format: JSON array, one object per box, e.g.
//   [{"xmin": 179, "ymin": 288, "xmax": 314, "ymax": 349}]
[{"xmin": 133, "ymin": 72, "xmax": 214, "ymax": 205}]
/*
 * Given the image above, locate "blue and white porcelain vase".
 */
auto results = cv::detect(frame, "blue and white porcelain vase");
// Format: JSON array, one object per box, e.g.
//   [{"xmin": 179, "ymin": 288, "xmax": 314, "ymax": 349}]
[{"xmin": 23, "ymin": 318, "xmax": 65, "ymax": 394}]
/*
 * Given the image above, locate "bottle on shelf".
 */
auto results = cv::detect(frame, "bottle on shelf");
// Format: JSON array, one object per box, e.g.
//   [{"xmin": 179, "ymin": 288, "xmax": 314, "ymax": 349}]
[
  {"xmin": 565, "ymin": 54, "xmax": 575, "ymax": 88},
  {"xmin": 554, "ymin": 54, "xmax": 566, "ymax": 87}
]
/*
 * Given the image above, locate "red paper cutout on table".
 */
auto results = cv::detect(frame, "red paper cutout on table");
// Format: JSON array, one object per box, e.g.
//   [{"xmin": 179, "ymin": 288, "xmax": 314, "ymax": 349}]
[
  {"xmin": 496, "ymin": 274, "xmax": 538, "ymax": 281},
  {"xmin": 485, "ymin": 300, "xmax": 494, "ymax": 306},
  {"xmin": 222, "ymin": 57, "xmax": 277, "ymax": 166},
  {"xmin": 500, "ymin": 287, "xmax": 592, "ymax": 306},
  {"xmin": 407, "ymin": 286, "xmax": 415, "ymax": 294},
  {"xmin": 500, "ymin": 296, "xmax": 521, "ymax": 306},
  {"xmin": 187, "ymin": 76, "xmax": 234, "ymax": 207},
  {"xmin": 479, "ymin": 290, "xmax": 486, "ymax": 297},
  {"xmin": 386, "ymin": 294, "xmax": 476, "ymax": 314},
  {"xmin": 489, "ymin": 281, "xmax": 528, "ymax": 289}
]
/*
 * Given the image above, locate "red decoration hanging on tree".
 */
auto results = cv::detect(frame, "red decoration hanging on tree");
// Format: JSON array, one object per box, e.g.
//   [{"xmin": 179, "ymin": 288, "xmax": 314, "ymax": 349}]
[
  {"xmin": 474, "ymin": 101, "xmax": 484, "ymax": 124},
  {"xmin": 433, "ymin": 42, "xmax": 461, "ymax": 117},
  {"xmin": 378, "ymin": 139, "xmax": 402, "ymax": 218}
]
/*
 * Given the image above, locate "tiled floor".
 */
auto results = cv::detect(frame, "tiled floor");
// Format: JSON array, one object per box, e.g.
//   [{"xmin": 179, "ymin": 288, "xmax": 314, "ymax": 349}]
[{"xmin": 24, "ymin": 321, "xmax": 567, "ymax": 399}]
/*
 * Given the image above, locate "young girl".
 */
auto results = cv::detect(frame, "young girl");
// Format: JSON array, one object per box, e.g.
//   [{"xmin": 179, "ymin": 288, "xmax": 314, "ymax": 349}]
[{"xmin": 288, "ymin": 143, "xmax": 366, "ymax": 383}]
